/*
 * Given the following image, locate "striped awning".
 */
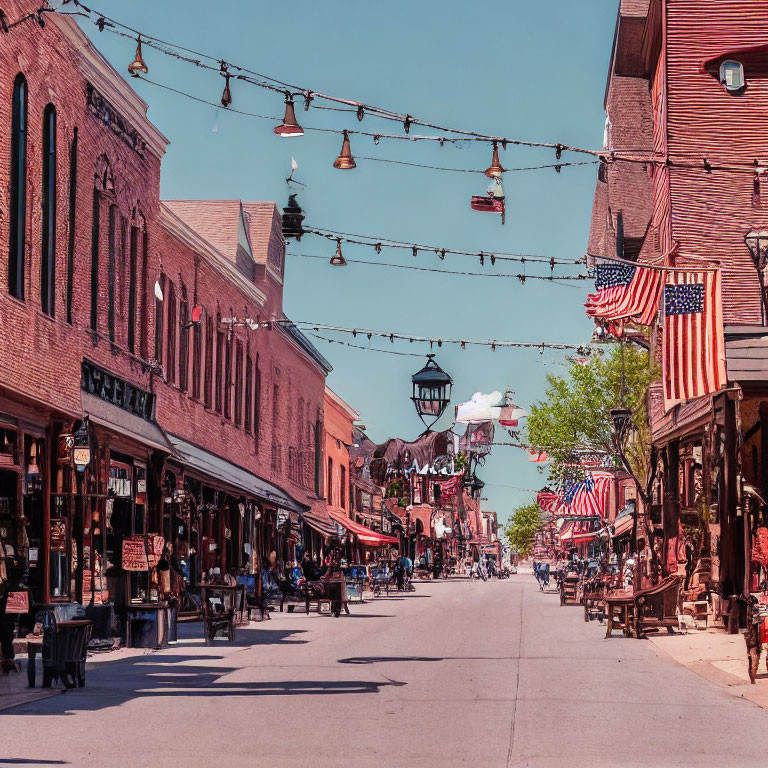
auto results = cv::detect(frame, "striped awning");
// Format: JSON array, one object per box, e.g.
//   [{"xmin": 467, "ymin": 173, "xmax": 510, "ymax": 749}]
[{"xmin": 328, "ymin": 510, "xmax": 398, "ymax": 547}]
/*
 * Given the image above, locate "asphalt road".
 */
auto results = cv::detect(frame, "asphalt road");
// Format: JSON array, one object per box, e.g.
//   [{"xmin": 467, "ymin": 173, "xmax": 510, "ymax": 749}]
[{"xmin": 3, "ymin": 576, "xmax": 768, "ymax": 767}]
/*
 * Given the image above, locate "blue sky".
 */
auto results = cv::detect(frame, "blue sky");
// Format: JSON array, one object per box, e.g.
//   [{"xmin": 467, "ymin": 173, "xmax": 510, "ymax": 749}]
[{"xmin": 79, "ymin": 0, "xmax": 618, "ymax": 524}]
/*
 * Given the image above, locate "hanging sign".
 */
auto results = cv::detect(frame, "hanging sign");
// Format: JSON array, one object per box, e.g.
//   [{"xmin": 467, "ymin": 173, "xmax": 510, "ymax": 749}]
[{"xmin": 121, "ymin": 534, "xmax": 164, "ymax": 571}]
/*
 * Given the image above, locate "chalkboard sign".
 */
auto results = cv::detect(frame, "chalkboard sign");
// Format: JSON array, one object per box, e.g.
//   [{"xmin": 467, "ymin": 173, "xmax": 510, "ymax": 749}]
[{"xmin": 121, "ymin": 534, "xmax": 164, "ymax": 571}]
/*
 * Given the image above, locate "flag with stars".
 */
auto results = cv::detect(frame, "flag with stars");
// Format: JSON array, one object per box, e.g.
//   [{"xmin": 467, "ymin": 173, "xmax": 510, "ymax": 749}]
[
  {"xmin": 585, "ymin": 260, "xmax": 664, "ymax": 325},
  {"xmin": 663, "ymin": 269, "xmax": 726, "ymax": 409}
]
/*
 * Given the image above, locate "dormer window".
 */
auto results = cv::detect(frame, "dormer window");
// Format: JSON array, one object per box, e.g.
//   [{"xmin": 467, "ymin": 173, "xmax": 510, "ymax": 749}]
[{"xmin": 720, "ymin": 60, "xmax": 745, "ymax": 93}]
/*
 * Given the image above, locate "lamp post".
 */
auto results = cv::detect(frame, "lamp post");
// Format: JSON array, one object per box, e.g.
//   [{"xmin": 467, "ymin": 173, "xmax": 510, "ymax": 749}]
[
  {"xmin": 411, "ymin": 354, "xmax": 452, "ymax": 431},
  {"xmin": 745, "ymin": 228, "xmax": 768, "ymax": 325}
]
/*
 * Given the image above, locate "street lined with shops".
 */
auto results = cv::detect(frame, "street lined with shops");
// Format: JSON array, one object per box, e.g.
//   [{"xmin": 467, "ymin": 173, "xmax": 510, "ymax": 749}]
[{"xmin": 4, "ymin": 576, "xmax": 768, "ymax": 767}]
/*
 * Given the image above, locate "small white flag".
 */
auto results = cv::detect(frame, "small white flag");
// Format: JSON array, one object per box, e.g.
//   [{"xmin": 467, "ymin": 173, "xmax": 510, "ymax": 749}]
[
  {"xmin": 290, "ymin": 157, "xmax": 298, "ymax": 172},
  {"xmin": 154, "ymin": 280, "xmax": 164, "ymax": 301}
]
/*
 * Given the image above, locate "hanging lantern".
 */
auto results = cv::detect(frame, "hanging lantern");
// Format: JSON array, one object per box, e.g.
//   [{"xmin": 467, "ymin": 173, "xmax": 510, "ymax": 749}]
[
  {"xmin": 333, "ymin": 130, "xmax": 356, "ymax": 169},
  {"xmin": 610, "ymin": 407, "xmax": 632, "ymax": 438},
  {"xmin": 411, "ymin": 354, "xmax": 452, "ymax": 431},
  {"xmin": 329, "ymin": 239, "xmax": 347, "ymax": 266},
  {"xmin": 274, "ymin": 92, "xmax": 304, "ymax": 137},
  {"xmin": 484, "ymin": 141, "xmax": 505, "ymax": 179},
  {"xmin": 281, "ymin": 194, "xmax": 305, "ymax": 240},
  {"xmin": 220, "ymin": 72, "xmax": 232, "ymax": 108},
  {"xmin": 127, "ymin": 36, "xmax": 149, "ymax": 77}
]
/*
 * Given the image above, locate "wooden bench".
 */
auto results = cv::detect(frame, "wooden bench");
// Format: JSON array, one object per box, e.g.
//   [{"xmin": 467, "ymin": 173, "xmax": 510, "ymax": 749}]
[{"xmin": 633, "ymin": 575, "xmax": 683, "ymax": 639}]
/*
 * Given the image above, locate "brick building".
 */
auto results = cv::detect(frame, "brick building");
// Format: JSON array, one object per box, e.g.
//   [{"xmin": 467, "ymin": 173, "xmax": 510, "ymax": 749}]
[
  {"xmin": 588, "ymin": 0, "xmax": 768, "ymax": 602},
  {"xmin": 0, "ymin": 2, "xmax": 331, "ymax": 630}
]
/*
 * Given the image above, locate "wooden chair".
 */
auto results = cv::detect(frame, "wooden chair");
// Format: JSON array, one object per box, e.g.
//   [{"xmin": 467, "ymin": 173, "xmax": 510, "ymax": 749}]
[
  {"xmin": 200, "ymin": 586, "xmax": 236, "ymax": 644},
  {"xmin": 633, "ymin": 575, "xmax": 683, "ymax": 639}
]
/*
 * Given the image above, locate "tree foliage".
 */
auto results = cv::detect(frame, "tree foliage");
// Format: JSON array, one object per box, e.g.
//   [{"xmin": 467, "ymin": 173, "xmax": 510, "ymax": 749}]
[
  {"xmin": 526, "ymin": 344, "xmax": 654, "ymax": 498},
  {"xmin": 505, "ymin": 501, "xmax": 543, "ymax": 558}
]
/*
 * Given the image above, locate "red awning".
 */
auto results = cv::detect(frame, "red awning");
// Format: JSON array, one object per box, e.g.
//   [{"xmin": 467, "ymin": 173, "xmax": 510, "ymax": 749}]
[
  {"xmin": 612, "ymin": 513, "xmax": 634, "ymax": 538},
  {"xmin": 328, "ymin": 510, "xmax": 398, "ymax": 547}
]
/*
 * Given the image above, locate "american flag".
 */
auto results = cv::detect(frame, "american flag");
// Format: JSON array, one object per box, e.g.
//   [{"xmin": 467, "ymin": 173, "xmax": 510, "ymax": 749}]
[
  {"xmin": 561, "ymin": 471, "xmax": 613, "ymax": 518},
  {"xmin": 662, "ymin": 269, "xmax": 726, "ymax": 409},
  {"xmin": 585, "ymin": 261, "xmax": 664, "ymax": 325}
]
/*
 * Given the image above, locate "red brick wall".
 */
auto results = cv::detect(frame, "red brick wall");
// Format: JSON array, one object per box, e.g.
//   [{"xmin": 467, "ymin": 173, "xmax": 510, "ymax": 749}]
[
  {"xmin": 0, "ymin": 2, "xmax": 163, "ymax": 417},
  {"xmin": 324, "ymin": 390, "xmax": 355, "ymax": 517},
  {"xmin": 0, "ymin": 3, "xmax": 328, "ymax": 513},
  {"xmin": 156, "ymin": 219, "xmax": 327, "ymax": 510}
]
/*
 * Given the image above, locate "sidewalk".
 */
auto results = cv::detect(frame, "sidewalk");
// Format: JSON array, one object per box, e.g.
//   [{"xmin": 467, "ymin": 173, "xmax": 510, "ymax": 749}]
[
  {"xmin": 0, "ymin": 667, "xmax": 60, "ymax": 712},
  {"xmin": 649, "ymin": 628, "xmax": 768, "ymax": 709}
]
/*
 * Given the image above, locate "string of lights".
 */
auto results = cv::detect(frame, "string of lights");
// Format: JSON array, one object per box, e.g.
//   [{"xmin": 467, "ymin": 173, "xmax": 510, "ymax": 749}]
[
  {"xmin": 304, "ymin": 227, "xmax": 584, "ymax": 267},
  {"xmin": 307, "ymin": 332, "xmax": 426, "ymax": 358},
  {"xmin": 287, "ymin": 252, "xmax": 588, "ymax": 282},
  {"xmin": 55, "ymin": 1, "xmax": 630, "ymax": 155},
  {"xmin": 277, "ymin": 321, "xmax": 590, "ymax": 353},
  {"xmin": 38, "ymin": 3, "xmax": 768, "ymax": 178},
  {"xmin": 354, "ymin": 156, "xmax": 599, "ymax": 174}
]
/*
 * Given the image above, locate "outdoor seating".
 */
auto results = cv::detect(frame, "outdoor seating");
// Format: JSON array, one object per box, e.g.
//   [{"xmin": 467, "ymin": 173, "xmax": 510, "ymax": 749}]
[
  {"xmin": 200, "ymin": 585, "xmax": 239, "ymax": 644},
  {"xmin": 560, "ymin": 575, "xmax": 580, "ymax": 605},
  {"xmin": 633, "ymin": 575, "xmax": 683, "ymax": 639},
  {"xmin": 27, "ymin": 612, "xmax": 93, "ymax": 689},
  {"xmin": 604, "ymin": 591, "xmax": 636, "ymax": 638},
  {"xmin": 303, "ymin": 579, "xmax": 350, "ymax": 617},
  {"xmin": 582, "ymin": 577, "xmax": 607, "ymax": 623}
]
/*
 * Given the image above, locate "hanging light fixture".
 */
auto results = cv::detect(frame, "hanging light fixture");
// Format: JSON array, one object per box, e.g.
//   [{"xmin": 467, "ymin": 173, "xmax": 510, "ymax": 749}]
[
  {"xmin": 484, "ymin": 140, "xmax": 505, "ymax": 179},
  {"xmin": 411, "ymin": 354, "xmax": 452, "ymax": 431},
  {"xmin": 127, "ymin": 36, "xmax": 149, "ymax": 77},
  {"xmin": 273, "ymin": 92, "xmax": 304, "ymax": 137},
  {"xmin": 220, "ymin": 68, "xmax": 232, "ymax": 108},
  {"xmin": 333, "ymin": 130, "xmax": 356, "ymax": 169},
  {"xmin": 329, "ymin": 239, "xmax": 347, "ymax": 266}
]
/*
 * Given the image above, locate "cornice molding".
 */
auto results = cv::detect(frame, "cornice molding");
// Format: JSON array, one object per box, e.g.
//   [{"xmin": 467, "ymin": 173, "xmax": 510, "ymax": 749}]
[{"xmin": 49, "ymin": 13, "xmax": 169, "ymax": 159}]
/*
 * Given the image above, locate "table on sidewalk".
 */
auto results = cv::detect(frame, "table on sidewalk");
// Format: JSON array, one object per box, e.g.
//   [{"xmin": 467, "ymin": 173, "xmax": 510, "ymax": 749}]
[{"xmin": 605, "ymin": 591, "xmax": 636, "ymax": 638}]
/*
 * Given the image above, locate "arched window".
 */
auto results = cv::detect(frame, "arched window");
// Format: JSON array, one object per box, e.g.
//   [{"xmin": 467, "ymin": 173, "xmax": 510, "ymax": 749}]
[
  {"xmin": 41, "ymin": 104, "xmax": 56, "ymax": 315},
  {"xmin": 9, "ymin": 74, "xmax": 28, "ymax": 299}
]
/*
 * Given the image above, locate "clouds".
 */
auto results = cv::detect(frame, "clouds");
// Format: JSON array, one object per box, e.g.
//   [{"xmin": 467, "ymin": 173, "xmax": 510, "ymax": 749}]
[{"xmin": 455, "ymin": 391, "xmax": 503, "ymax": 424}]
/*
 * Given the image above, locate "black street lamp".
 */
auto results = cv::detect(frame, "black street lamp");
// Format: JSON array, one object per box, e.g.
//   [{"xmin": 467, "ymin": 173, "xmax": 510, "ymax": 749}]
[
  {"xmin": 411, "ymin": 354, "xmax": 452, "ymax": 431},
  {"xmin": 610, "ymin": 407, "xmax": 632, "ymax": 440}
]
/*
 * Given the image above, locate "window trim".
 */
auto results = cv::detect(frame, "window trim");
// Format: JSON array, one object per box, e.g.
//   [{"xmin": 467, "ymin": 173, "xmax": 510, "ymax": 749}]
[
  {"xmin": 41, "ymin": 103, "xmax": 57, "ymax": 316},
  {"xmin": 9, "ymin": 74, "xmax": 28, "ymax": 300}
]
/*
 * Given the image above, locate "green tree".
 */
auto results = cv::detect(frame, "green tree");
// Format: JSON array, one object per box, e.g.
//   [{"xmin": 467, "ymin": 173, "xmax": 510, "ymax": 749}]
[
  {"xmin": 505, "ymin": 501, "xmax": 544, "ymax": 559},
  {"xmin": 526, "ymin": 343, "xmax": 654, "ymax": 503}
]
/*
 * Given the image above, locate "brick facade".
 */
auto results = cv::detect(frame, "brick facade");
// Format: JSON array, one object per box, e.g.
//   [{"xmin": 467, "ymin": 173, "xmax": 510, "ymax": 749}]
[{"xmin": 0, "ymin": 2, "xmax": 330, "ymax": 609}]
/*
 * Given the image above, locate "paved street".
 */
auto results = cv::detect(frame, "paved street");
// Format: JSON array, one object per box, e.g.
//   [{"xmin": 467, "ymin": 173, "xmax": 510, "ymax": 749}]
[{"xmin": 3, "ymin": 577, "xmax": 768, "ymax": 767}]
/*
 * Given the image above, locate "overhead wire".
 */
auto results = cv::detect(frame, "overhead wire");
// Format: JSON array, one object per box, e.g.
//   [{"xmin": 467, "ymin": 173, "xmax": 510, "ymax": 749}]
[
  {"xmin": 276, "ymin": 320, "xmax": 589, "ymax": 352},
  {"xmin": 287, "ymin": 252, "xmax": 588, "ymax": 282}
]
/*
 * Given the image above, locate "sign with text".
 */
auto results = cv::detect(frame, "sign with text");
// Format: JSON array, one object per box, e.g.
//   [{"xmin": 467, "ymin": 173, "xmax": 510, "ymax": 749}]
[{"xmin": 121, "ymin": 534, "xmax": 164, "ymax": 571}]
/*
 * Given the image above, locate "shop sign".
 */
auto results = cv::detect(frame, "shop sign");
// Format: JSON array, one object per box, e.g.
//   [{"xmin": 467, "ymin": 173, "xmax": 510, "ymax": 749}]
[
  {"xmin": 121, "ymin": 534, "xmax": 164, "ymax": 571},
  {"xmin": 73, "ymin": 446, "xmax": 91, "ymax": 470},
  {"xmin": 5, "ymin": 591, "xmax": 29, "ymax": 614}
]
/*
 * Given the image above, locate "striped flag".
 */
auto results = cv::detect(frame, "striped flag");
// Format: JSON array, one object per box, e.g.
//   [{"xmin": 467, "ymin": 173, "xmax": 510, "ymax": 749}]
[
  {"xmin": 562, "ymin": 471, "xmax": 613, "ymax": 518},
  {"xmin": 585, "ymin": 261, "xmax": 664, "ymax": 325},
  {"xmin": 662, "ymin": 269, "xmax": 726, "ymax": 409}
]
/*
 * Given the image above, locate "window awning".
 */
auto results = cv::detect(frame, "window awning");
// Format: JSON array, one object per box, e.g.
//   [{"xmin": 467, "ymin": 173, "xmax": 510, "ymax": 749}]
[
  {"xmin": 167, "ymin": 434, "xmax": 307, "ymax": 515},
  {"xmin": 82, "ymin": 392, "xmax": 173, "ymax": 454},
  {"xmin": 612, "ymin": 512, "xmax": 635, "ymax": 538},
  {"xmin": 302, "ymin": 512, "xmax": 339, "ymax": 539},
  {"xmin": 327, "ymin": 509, "xmax": 398, "ymax": 547}
]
